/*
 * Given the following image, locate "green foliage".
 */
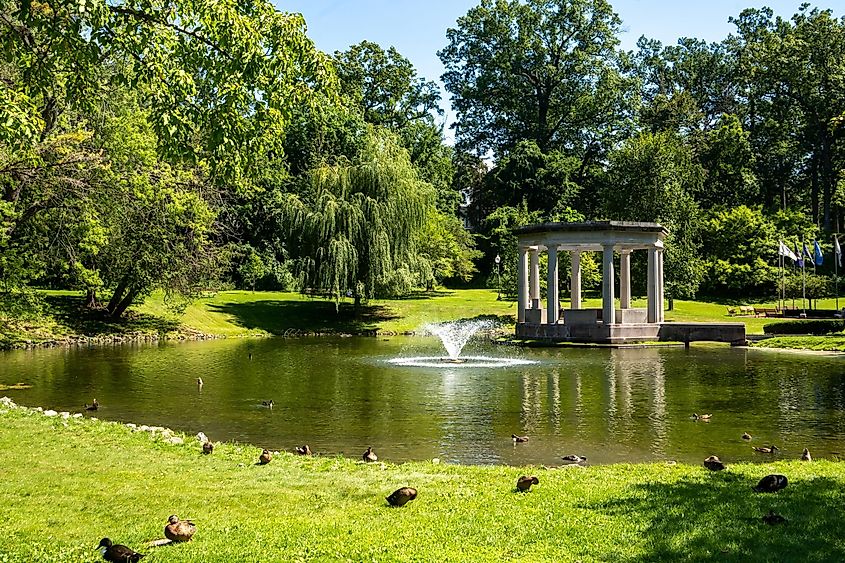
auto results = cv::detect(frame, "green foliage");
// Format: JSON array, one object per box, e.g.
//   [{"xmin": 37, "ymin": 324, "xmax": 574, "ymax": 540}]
[
  {"xmin": 700, "ymin": 206, "xmax": 778, "ymax": 296},
  {"xmin": 697, "ymin": 115, "xmax": 759, "ymax": 208},
  {"xmin": 440, "ymin": 0, "xmax": 635, "ymax": 157},
  {"xmin": 763, "ymin": 319, "xmax": 845, "ymax": 335},
  {"xmin": 603, "ymin": 131, "xmax": 705, "ymax": 298},
  {"xmin": 281, "ymin": 128, "xmax": 435, "ymax": 303},
  {"xmin": 416, "ymin": 212, "xmax": 481, "ymax": 288}
]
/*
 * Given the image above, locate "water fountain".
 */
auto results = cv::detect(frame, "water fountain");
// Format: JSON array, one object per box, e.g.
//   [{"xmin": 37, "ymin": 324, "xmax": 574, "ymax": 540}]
[{"xmin": 388, "ymin": 320, "xmax": 534, "ymax": 368}]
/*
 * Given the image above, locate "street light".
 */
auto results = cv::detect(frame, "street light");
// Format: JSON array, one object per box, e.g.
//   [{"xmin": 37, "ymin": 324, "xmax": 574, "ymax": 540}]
[{"xmin": 494, "ymin": 254, "xmax": 502, "ymax": 300}]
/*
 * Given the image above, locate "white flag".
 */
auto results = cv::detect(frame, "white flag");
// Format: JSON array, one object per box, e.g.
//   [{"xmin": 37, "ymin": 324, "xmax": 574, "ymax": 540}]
[
  {"xmin": 835, "ymin": 236, "xmax": 842, "ymax": 267},
  {"xmin": 778, "ymin": 241, "xmax": 798, "ymax": 261}
]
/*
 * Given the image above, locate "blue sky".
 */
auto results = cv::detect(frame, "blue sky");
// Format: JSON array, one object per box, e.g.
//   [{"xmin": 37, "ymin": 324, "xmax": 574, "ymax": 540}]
[{"xmin": 276, "ymin": 1, "xmax": 830, "ymax": 134}]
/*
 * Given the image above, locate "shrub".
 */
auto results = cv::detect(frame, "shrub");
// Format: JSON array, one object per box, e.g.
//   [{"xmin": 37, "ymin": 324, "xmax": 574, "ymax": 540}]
[{"xmin": 763, "ymin": 319, "xmax": 845, "ymax": 335}]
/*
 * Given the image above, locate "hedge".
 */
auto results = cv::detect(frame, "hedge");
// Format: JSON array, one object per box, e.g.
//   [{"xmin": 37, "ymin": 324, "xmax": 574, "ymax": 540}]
[{"xmin": 763, "ymin": 319, "xmax": 845, "ymax": 335}]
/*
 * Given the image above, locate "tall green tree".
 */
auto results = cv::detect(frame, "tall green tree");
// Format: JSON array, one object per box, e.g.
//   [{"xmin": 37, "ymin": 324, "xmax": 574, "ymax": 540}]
[{"xmin": 439, "ymin": 0, "xmax": 635, "ymax": 159}]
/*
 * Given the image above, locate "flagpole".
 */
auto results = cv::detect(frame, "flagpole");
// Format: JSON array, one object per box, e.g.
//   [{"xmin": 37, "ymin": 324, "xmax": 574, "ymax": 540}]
[
  {"xmin": 802, "ymin": 237, "xmax": 807, "ymax": 316},
  {"xmin": 836, "ymin": 234, "xmax": 840, "ymax": 311}
]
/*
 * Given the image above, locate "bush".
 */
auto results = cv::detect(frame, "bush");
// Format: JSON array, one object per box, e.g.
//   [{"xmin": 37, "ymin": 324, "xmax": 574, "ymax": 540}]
[{"xmin": 763, "ymin": 319, "xmax": 845, "ymax": 335}]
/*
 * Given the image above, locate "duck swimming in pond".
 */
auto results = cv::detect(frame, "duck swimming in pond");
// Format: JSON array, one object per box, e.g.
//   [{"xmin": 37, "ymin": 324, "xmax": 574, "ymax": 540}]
[
  {"xmin": 516, "ymin": 475, "xmax": 539, "ymax": 492},
  {"xmin": 561, "ymin": 454, "xmax": 587, "ymax": 464},
  {"xmin": 295, "ymin": 445, "xmax": 311, "ymax": 456},
  {"xmin": 742, "ymin": 432, "xmax": 752, "ymax": 441},
  {"xmin": 753, "ymin": 445, "xmax": 779, "ymax": 454},
  {"xmin": 85, "ymin": 399, "xmax": 99, "ymax": 411},
  {"xmin": 196, "ymin": 378, "xmax": 203, "ymax": 387},
  {"xmin": 363, "ymin": 447, "xmax": 378, "ymax": 462},
  {"xmin": 386, "ymin": 487, "xmax": 417, "ymax": 507},
  {"xmin": 261, "ymin": 400, "xmax": 274, "ymax": 408},
  {"xmin": 691, "ymin": 413, "xmax": 712, "ymax": 421},
  {"xmin": 512, "ymin": 434, "xmax": 529, "ymax": 443},
  {"xmin": 164, "ymin": 515, "xmax": 196, "ymax": 542},
  {"xmin": 801, "ymin": 448, "xmax": 812, "ymax": 461},
  {"xmin": 259, "ymin": 449, "xmax": 272, "ymax": 465},
  {"xmin": 98, "ymin": 538, "xmax": 144, "ymax": 562}
]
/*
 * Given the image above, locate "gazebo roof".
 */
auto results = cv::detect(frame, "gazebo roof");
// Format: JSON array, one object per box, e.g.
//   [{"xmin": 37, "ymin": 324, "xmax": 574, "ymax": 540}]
[
  {"xmin": 514, "ymin": 221, "xmax": 668, "ymax": 251},
  {"xmin": 514, "ymin": 221, "xmax": 668, "ymax": 236}
]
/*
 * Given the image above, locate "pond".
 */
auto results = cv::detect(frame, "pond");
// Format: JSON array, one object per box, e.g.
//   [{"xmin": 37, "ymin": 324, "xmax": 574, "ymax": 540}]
[{"xmin": 1, "ymin": 336, "xmax": 844, "ymax": 466}]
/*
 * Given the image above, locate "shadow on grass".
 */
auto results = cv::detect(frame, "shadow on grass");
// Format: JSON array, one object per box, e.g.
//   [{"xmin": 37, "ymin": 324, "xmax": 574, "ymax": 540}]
[
  {"xmin": 41, "ymin": 295, "xmax": 182, "ymax": 336},
  {"xmin": 207, "ymin": 299, "xmax": 400, "ymax": 335},
  {"xmin": 582, "ymin": 472, "xmax": 845, "ymax": 561},
  {"xmin": 387, "ymin": 290, "xmax": 455, "ymax": 300}
]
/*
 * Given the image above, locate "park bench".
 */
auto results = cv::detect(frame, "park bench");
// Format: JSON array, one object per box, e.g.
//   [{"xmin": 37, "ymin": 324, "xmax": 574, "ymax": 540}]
[{"xmin": 754, "ymin": 307, "xmax": 780, "ymax": 318}]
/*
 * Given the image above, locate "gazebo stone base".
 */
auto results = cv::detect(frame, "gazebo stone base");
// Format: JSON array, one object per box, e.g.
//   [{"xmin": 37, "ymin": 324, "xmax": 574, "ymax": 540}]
[{"xmin": 516, "ymin": 321, "xmax": 746, "ymax": 345}]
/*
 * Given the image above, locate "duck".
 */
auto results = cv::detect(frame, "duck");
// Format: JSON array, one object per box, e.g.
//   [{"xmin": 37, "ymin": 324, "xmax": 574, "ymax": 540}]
[
  {"xmin": 248, "ymin": 353, "xmax": 253, "ymax": 360},
  {"xmin": 259, "ymin": 449, "xmax": 272, "ymax": 465},
  {"xmin": 98, "ymin": 538, "xmax": 145, "ymax": 562},
  {"xmin": 753, "ymin": 445, "xmax": 779, "ymax": 454},
  {"xmin": 753, "ymin": 474, "xmax": 788, "ymax": 493},
  {"xmin": 85, "ymin": 399, "xmax": 99, "ymax": 411},
  {"xmin": 561, "ymin": 454, "xmax": 587, "ymax": 464},
  {"xmin": 363, "ymin": 446, "xmax": 378, "ymax": 463},
  {"xmin": 516, "ymin": 475, "xmax": 539, "ymax": 492},
  {"xmin": 196, "ymin": 378, "xmax": 203, "ymax": 387},
  {"xmin": 164, "ymin": 515, "xmax": 196, "ymax": 542},
  {"xmin": 703, "ymin": 455, "xmax": 726, "ymax": 471},
  {"xmin": 386, "ymin": 487, "xmax": 417, "ymax": 507},
  {"xmin": 801, "ymin": 448, "xmax": 812, "ymax": 461},
  {"xmin": 202, "ymin": 442, "xmax": 214, "ymax": 455},
  {"xmin": 512, "ymin": 434, "xmax": 529, "ymax": 443},
  {"xmin": 762, "ymin": 510, "xmax": 787, "ymax": 525},
  {"xmin": 691, "ymin": 413, "xmax": 712, "ymax": 421},
  {"xmin": 295, "ymin": 445, "xmax": 312, "ymax": 456},
  {"xmin": 742, "ymin": 432, "xmax": 752, "ymax": 441},
  {"xmin": 261, "ymin": 400, "xmax": 274, "ymax": 408}
]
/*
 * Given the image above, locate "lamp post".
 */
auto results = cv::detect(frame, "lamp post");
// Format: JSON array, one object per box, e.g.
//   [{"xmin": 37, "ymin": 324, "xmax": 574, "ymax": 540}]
[{"xmin": 495, "ymin": 254, "xmax": 502, "ymax": 300}]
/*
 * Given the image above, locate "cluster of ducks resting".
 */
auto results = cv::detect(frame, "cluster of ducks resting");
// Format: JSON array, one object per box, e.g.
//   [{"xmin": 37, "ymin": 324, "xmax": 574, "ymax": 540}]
[
  {"xmin": 98, "ymin": 515, "xmax": 195, "ymax": 562},
  {"xmin": 696, "ymin": 413, "xmax": 814, "ymax": 525}
]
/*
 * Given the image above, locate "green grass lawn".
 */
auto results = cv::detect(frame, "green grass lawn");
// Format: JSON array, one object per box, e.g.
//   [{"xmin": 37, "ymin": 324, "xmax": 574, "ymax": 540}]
[
  {"xmin": 1, "ymin": 402, "xmax": 843, "ymax": 562},
  {"xmin": 2, "ymin": 288, "xmax": 843, "ymax": 349}
]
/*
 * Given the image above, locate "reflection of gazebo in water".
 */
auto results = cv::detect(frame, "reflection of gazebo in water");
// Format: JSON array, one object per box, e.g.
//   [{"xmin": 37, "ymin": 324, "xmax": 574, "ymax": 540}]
[{"xmin": 514, "ymin": 221, "xmax": 745, "ymax": 345}]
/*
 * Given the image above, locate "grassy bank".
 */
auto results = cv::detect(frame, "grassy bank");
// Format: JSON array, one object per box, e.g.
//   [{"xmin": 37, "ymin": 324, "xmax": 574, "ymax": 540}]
[
  {"xmin": 2, "ymin": 288, "xmax": 842, "ymax": 349},
  {"xmin": 1, "ymin": 401, "xmax": 843, "ymax": 562},
  {"xmin": 752, "ymin": 336, "xmax": 845, "ymax": 352}
]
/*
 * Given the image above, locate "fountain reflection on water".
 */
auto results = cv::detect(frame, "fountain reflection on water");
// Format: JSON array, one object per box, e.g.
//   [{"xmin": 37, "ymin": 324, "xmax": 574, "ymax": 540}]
[{"xmin": 388, "ymin": 320, "xmax": 535, "ymax": 368}]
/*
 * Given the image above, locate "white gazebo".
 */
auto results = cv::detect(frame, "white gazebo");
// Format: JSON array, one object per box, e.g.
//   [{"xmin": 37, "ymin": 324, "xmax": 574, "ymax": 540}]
[
  {"xmin": 513, "ymin": 221, "xmax": 666, "ymax": 343},
  {"xmin": 513, "ymin": 221, "xmax": 745, "ymax": 344}
]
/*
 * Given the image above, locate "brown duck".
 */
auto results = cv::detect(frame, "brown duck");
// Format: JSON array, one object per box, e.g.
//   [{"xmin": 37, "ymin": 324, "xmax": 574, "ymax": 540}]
[
  {"xmin": 258, "ymin": 449, "xmax": 272, "ymax": 465},
  {"xmin": 753, "ymin": 474, "xmax": 788, "ymax": 493},
  {"xmin": 516, "ymin": 475, "xmax": 539, "ymax": 492},
  {"xmin": 295, "ymin": 445, "xmax": 312, "ymax": 456},
  {"xmin": 363, "ymin": 447, "xmax": 378, "ymax": 463},
  {"xmin": 692, "ymin": 413, "xmax": 712, "ymax": 421},
  {"xmin": 742, "ymin": 432, "xmax": 752, "ymax": 441},
  {"xmin": 753, "ymin": 445, "xmax": 779, "ymax": 454},
  {"xmin": 202, "ymin": 442, "xmax": 214, "ymax": 455},
  {"xmin": 98, "ymin": 538, "xmax": 144, "ymax": 562},
  {"xmin": 703, "ymin": 455, "xmax": 726, "ymax": 471},
  {"xmin": 386, "ymin": 487, "xmax": 417, "ymax": 507},
  {"xmin": 164, "ymin": 515, "xmax": 196, "ymax": 542},
  {"xmin": 512, "ymin": 434, "xmax": 529, "ymax": 443},
  {"xmin": 801, "ymin": 448, "xmax": 811, "ymax": 461},
  {"xmin": 85, "ymin": 399, "xmax": 99, "ymax": 411}
]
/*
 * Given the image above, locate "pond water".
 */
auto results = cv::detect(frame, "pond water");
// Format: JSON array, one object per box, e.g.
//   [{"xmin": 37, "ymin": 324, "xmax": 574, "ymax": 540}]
[{"xmin": 2, "ymin": 336, "xmax": 845, "ymax": 466}]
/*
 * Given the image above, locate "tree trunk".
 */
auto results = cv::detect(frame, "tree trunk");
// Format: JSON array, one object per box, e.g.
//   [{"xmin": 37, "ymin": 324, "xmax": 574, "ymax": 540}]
[
  {"xmin": 106, "ymin": 276, "xmax": 130, "ymax": 314},
  {"xmin": 84, "ymin": 288, "xmax": 97, "ymax": 309},
  {"xmin": 110, "ymin": 288, "xmax": 138, "ymax": 319}
]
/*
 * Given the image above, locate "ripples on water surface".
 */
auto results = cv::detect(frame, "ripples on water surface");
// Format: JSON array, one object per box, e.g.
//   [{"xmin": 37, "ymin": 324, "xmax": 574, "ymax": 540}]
[{"xmin": 1, "ymin": 337, "xmax": 844, "ymax": 465}]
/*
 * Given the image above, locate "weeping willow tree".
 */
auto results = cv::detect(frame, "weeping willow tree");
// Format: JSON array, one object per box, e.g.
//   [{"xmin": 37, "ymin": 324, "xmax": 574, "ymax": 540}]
[{"xmin": 283, "ymin": 128, "xmax": 436, "ymax": 308}]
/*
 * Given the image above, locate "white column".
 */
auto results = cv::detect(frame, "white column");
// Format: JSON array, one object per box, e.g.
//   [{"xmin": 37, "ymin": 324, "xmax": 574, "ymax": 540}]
[
  {"xmin": 547, "ymin": 246, "xmax": 559, "ymax": 324},
  {"xmin": 602, "ymin": 245, "xmax": 615, "ymax": 325},
  {"xmin": 647, "ymin": 247, "xmax": 657, "ymax": 323},
  {"xmin": 517, "ymin": 247, "xmax": 528, "ymax": 323},
  {"xmin": 657, "ymin": 249, "xmax": 665, "ymax": 322},
  {"xmin": 571, "ymin": 250, "xmax": 582, "ymax": 309},
  {"xmin": 620, "ymin": 250, "xmax": 632, "ymax": 310},
  {"xmin": 529, "ymin": 248, "xmax": 540, "ymax": 308}
]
